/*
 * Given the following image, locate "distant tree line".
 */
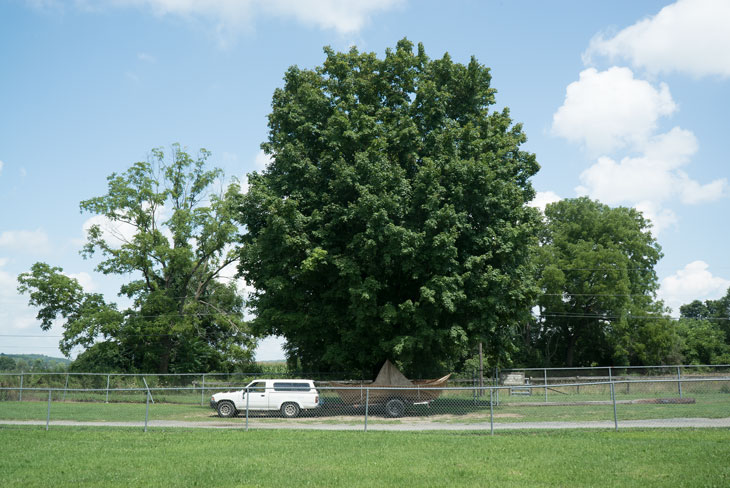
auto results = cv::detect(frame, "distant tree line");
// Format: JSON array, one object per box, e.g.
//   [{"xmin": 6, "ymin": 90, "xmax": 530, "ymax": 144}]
[
  {"xmin": 0, "ymin": 354, "xmax": 70, "ymax": 372},
  {"xmin": 15, "ymin": 40, "xmax": 730, "ymax": 375}
]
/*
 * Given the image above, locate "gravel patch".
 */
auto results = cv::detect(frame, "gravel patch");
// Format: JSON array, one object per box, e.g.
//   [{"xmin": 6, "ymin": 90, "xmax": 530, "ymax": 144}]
[{"xmin": 2, "ymin": 417, "xmax": 729, "ymax": 431}]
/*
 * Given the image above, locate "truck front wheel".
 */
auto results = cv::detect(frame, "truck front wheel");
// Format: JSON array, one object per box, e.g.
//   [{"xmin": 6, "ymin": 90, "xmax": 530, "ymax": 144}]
[{"xmin": 217, "ymin": 401, "xmax": 236, "ymax": 418}]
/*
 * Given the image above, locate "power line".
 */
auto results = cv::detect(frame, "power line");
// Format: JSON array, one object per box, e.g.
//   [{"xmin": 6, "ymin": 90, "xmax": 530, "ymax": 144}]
[
  {"xmin": 539, "ymin": 293, "xmax": 656, "ymax": 297},
  {"xmin": 536, "ymin": 313, "xmax": 730, "ymax": 322}
]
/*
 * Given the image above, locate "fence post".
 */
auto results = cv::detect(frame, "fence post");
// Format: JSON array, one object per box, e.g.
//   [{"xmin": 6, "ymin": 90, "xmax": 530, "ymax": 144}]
[
  {"xmin": 46, "ymin": 389, "xmax": 52, "ymax": 431},
  {"xmin": 105, "ymin": 374, "xmax": 111, "ymax": 403},
  {"xmin": 63, "ymin": 373, "xmax": 69, "ymax": 401},
  {"xmin": 495, "ymin": 367, "xmax": 500, "ymax": 405},
  {"xmin": 473, "ymin": 371, "xmax": 477, "ymax": 405},
  {"xmin": 478, "ymin": 342, "xmax": 484, "ymax": 396},
  {"xmin": 610, "ymin": 381, "xmax": 618, "ymax": 431},
  {"xmin": 201, "ymin": 374, "xmax": 205, "ymax": 406},
  {"xmin": 677, "ymin": 367, "xmax": 683, "ymax": 398},
  {"xmin": 144, "ymin": 390, "xmax": 150, "ymax": 433},
  {"xmin": 544, "ymin": 368, "xmax": 548, "ymax": 403},
  {"xmin": 364, "ymin": 388, "xmax": 370, "ymax": 432},
  {"xmin": 608, "ymin": 367, "xmax": 613, "ymax": 398},
  {"xmin": 489, "ymin": 388, "xmax": 494, "ymax": 436},
  {"xmin": 142, "ymin": 377, "xmax": 154, "ymax": 404},
  {"xmin": 245, "ymin": 387, "xmax": 250, "ymax": 432}
]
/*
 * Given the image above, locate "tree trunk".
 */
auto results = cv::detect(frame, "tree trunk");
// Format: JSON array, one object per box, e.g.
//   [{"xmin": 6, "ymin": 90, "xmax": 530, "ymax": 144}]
[
  {"xmin": 157, "ymin": 335, "xmax": 173, "ymax": 374},
  {"xmin": 565, "ymin": 333, "xmax": 577, "ymax": 368}
]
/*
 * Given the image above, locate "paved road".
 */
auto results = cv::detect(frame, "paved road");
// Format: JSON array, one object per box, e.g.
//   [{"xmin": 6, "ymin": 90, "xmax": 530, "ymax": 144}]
[{"xmin": 2, "ymin": 417, "xmax": 729, "ymax": 431}]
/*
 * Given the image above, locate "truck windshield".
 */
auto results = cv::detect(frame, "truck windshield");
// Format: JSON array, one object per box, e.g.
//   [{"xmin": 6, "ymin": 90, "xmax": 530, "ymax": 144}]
[{"xmin": 246, "ymin": 381, "xmax": 266, "ymax": 393}]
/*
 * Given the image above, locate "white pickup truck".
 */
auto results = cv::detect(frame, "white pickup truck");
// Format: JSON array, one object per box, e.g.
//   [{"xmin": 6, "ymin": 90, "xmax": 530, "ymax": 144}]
[{"xmin": 210, "ymin": 379, "xmax": 320, "ymax": 418}]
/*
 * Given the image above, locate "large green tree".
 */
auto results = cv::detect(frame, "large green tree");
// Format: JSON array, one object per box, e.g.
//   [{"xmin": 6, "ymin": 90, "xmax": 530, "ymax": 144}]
[
  {"xmin": 680, "ymin": 288, "xmax": 730, "ymax": 343},
  {"xmin": 18, "ymin": 145, "xmax": 255, "ymax": 373},
  {"xmin": 235, "ymin": 40, "xmax": 540, "ymax": 375},
  {"xmin": 530, "ymin": 197, "xmax": 675, "ymax": 367},
  {"xmin": 677, "ymin": 290, "xmax": 730, "ymax": 364}
]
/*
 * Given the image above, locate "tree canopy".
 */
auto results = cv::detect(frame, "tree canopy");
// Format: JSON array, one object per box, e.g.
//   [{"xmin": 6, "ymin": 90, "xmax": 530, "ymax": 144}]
[
  {"xmin": 235, "ymin": 39, "xmax": 540, "ymax": 375},
  {"xmin": 18, "ymin": 145, "xmax": 255, "ymax": 373},
  {"xmin": 676, "ymin": 288, "xmax": 730, "ymax": 365},
  {"xmin": 680, "ymin": 288, "xmax": 730, "ymax": 342},
  {"xmin": 527, "ymin": 197, "xmax": 675, "ymax": 367}
]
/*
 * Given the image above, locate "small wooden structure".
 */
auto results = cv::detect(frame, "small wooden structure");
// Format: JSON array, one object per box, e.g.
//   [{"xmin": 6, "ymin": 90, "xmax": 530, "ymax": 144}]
[{"xmin": 503, "ymin": 372, "xmax": 531, "ymax": 395}]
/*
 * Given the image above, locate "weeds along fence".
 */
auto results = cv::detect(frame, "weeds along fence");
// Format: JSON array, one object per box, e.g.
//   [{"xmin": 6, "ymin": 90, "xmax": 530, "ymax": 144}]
[
  {"xmin": 1, "ymin": 376, "xmax": 729, "ymax": 433},
  {"xmin": 498, "ymin": 364, "xmax": 730, "ymax": 382},
  {"xmin": 1, "ymin": 365, "xmax": 729, "ymax": 405}
]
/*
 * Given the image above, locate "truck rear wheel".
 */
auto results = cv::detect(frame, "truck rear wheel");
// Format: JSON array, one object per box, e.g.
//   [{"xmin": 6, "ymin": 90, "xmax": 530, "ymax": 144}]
[
  {"xmin": 281, "ymin": 402, "xmax": 301, "ymax": 418},
  {"xmin": 385, "ymin": 398, "xmax": 405, "ymax": 418}
]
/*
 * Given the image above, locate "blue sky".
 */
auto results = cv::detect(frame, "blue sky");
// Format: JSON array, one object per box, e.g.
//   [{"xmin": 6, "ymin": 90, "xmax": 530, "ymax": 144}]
[{"xmin": 1, "ymin": 0, "xmax": 728, "ymax": 361}]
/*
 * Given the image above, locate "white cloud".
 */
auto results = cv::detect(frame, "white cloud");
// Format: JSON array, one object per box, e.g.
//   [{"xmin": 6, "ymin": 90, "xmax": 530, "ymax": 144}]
[
  {"xmin": 67, "ymin": 271, "xmax": 96, "ymax": 292},
  {"xmin": 554, "ymin": 63, "xmax": 726, "ymax": 234},
  {"xmin": 0, "ymin": 261, "xmax": 14, "ymax": 288},
  {"xmin": 59, "ymin": 0, "xmax": 402, "ymax": 36},
  {"xmin": 0, "ymin": 160, "xmax": 4, "ymax": 176},
  {"xmin": 238, "ymin": 150, "xmax": 272, "ymax": 194},
  {"xmin": 137, "ymin": 52, "xmax": 156, "ymax": 63},
  {"xmin": 576, "ymin": 127, "xmax": 726, "ymax": 210},
  {"xmin": 0, "ymin": 229, "xmax": 52, "ymax": 255},
  {"xmin": 261, "ymin": 0, "xmax": 403, "ymax": 34},
  {"xmin": 552, "ymin": 67, "xmax": 676, "ymax": 155},
  {"xmin": 254, "ymin": 149, "xmax": 271, "ymax": 170},
  {"xmin": 527, "ymin": 191, "xmax": 561, "ymax": 213},
  {"xmin": 125, "ymin": 71, "xmax": 141, "ymax": 84},
  {"xmin": 633, "ymin": 201, "xmax": 678, "ymax": 235},
  {"xmin": 584, "ymin": 0, "xmax": 730, "ymax": 78},
  {"xmin": 660, "ymin": 261, "xmax": 730, "ymax": 316},
  {"xmin": 0, "ymin": 260, "xmax": 39, "ymax": 331}
]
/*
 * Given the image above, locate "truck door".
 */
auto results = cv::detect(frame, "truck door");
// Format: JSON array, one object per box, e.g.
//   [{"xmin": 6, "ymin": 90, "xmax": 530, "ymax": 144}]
[{"xmin": 243, "ymin": 381, "xmax": 269, "ymax": 410}]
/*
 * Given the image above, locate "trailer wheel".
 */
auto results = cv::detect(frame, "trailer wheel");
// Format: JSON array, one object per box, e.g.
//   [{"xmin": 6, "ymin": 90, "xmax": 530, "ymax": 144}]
[{"xmin": 385, "ymin": 398, "xmax": 405, "ymax": 418}]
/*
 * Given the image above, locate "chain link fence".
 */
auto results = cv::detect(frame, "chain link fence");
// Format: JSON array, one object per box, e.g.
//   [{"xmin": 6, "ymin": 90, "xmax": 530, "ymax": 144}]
[{"xmin": 1, "ymin": 370, "xmax": 729, "ymax": 432}]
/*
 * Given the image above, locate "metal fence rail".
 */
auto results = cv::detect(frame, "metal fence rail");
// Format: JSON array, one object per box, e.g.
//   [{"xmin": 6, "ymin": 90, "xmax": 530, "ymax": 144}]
[{"xmin": 1, "ymin": 377, "xmax": 729, "ymax": 433}]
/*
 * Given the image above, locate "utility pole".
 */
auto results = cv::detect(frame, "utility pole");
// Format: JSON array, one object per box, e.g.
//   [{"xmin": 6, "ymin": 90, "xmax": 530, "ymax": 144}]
[{"xmin": 478, "ymin": 342, "xmax": 484, "ymax": 395}]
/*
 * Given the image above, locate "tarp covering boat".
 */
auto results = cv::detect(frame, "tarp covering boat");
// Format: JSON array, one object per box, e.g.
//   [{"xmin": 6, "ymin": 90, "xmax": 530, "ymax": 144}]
[{"xmin": 331, "ymin": 360, "xmax": 451, "ymax": 405}]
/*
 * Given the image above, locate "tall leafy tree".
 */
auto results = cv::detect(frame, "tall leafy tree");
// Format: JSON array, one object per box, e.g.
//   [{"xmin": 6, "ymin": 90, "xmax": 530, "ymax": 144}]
[
  {"xmin": 532, "ymin": 197, "xmax": 672, "ymax": 367},
  {"xmin": 18, "ymin": 145, "xmax": 255, "ymax": 373},
  {"xmin": 677, "ymin": 290, "xmax": 730, "ymax": 364},
  {"xmin": 675, "ymin": 318, "xmax": 730, "ymax": 365},
  {"xmin": 680, "ymin": 288, "xmax": 730, "ymax": 343},
  {"xmin": 235, "ymin": 40, "xmax": 540, "ymax": 375}
]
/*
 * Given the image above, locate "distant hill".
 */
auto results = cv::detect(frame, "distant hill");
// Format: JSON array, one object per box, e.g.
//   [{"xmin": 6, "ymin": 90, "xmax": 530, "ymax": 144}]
[{"xmin": 0, "ymin": 353, "xmax": 71, "ymax": 370}]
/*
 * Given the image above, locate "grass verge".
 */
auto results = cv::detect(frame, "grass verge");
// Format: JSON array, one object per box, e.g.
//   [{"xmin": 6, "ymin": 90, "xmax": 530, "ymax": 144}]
[{"xmin": 1, "ymin": 426, "xmax": 729, "ymax": 487}]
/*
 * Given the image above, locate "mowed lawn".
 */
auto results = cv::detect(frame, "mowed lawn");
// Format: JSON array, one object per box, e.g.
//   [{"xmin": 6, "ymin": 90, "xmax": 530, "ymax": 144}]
[{"xmin": 1, "ymin": 426, "xmax": 729, "ymax": 487}]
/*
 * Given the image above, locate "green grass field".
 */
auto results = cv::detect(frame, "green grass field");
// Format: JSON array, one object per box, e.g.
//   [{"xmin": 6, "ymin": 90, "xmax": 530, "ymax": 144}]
[{"xmin": 1, "ymin": 426, "xmax": 729, "ymax": 487}]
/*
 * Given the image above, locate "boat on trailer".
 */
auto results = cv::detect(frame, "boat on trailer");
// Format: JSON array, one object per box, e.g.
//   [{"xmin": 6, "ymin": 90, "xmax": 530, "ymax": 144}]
[{"xmin": 330, "ymin": 360, "xmax": 451, "ymax": 417}]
